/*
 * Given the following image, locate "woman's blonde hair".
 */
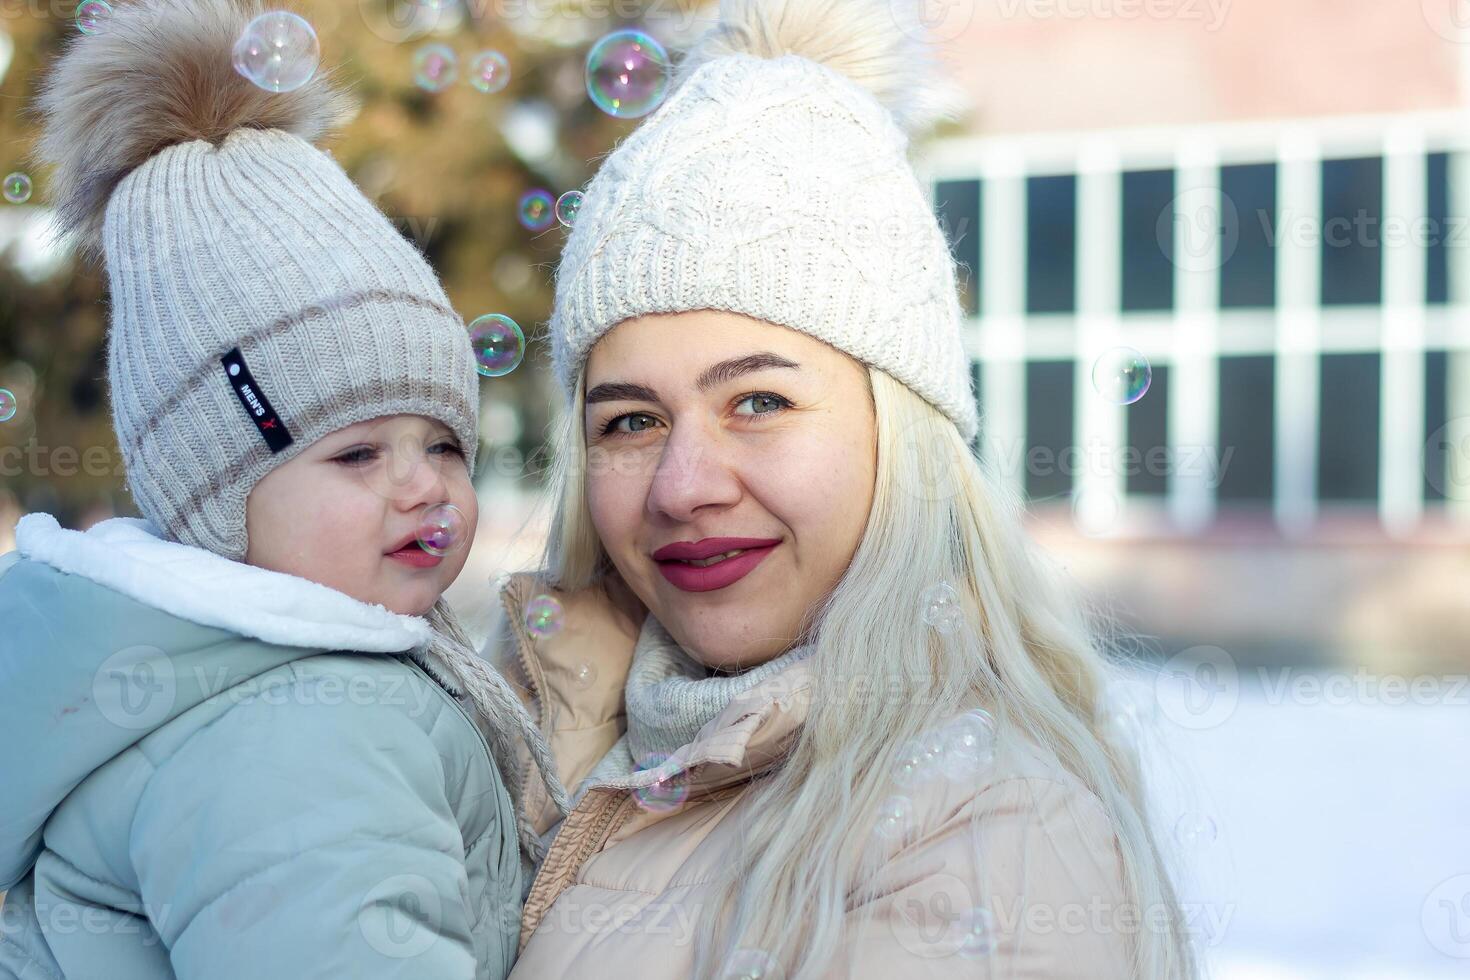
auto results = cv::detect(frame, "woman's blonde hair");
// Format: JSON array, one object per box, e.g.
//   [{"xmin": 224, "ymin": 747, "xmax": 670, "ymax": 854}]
[{"xmin": 538, "ymin": 362, "xmax": 1197, "ymax": 979}]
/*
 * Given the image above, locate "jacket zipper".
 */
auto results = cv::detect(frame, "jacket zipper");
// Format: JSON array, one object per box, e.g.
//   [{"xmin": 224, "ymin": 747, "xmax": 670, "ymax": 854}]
[
  {"xmin": 401, "ymin": 653, "xmax": 498, "ymax": 778},
  {"xmin": 520, "ymin": 790, "xmax": 634, "ymax": 950},
  {"xmin": 496, "ymin": 581, "xmax": 549, "ymax": 822}
]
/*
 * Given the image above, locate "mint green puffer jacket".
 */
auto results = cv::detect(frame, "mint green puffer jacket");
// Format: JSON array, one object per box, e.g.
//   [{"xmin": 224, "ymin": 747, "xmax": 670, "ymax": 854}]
[{"xmin": 0, "ymin": 514, "xmax": 521, "ymax": 979}]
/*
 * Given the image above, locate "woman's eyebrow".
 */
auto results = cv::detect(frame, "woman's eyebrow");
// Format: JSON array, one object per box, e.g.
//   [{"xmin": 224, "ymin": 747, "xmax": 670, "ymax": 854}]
[{"xmin": 585, "ymin": 352, "xmax": 801, "ymax": 406}]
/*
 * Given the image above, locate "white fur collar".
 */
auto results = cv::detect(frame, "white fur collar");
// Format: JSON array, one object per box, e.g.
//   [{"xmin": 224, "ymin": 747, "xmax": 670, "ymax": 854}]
[{"xmin": 15, "ymin": 513, "xmax": 434, "ymax": 653}]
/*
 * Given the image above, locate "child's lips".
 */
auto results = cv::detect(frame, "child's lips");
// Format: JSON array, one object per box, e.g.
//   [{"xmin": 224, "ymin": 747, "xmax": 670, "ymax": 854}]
[{"xmin": 386, "ymin": 546, "xmax": 442, "ymax": 569}]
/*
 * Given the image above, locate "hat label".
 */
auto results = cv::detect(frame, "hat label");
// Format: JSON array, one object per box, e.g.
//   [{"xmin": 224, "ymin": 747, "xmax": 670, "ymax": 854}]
[{"xmin": 221, "ymin": 347, "xmax": 294, "ymax": 453}]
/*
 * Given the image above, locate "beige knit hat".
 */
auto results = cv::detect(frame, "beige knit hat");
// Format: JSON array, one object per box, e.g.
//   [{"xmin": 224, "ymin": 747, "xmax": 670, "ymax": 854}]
[
  {"xmin": 548, "ymin": 0, "xmax": 978, "ymax": 442},
  {"xmin": 34, "ymin": 0, "xmax": 480, "ymax": 560}
]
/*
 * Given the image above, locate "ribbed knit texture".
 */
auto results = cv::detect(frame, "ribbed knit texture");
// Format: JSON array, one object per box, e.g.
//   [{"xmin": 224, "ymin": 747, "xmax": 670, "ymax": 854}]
[
  {"xmin": 549, "ymin": 51, "xmax": 978, "ymax": 442},
  {"xmin": 104, "ymin": 127, "xmax": 480, "ymax": 560},
  {"xmin": 573, "ymin": 614, "xmax": 814, "ymax": 803}
]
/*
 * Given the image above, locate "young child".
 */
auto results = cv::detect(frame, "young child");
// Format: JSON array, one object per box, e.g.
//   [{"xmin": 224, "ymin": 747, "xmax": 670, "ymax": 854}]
[{"xmin": 0, "ymin": 1, "xmax": 564, "ymax": 976}]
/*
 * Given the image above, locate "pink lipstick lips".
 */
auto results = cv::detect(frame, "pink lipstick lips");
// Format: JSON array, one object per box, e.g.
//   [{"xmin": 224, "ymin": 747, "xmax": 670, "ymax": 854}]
[{"xmin": 651, "ymin": 536, "xmax": 781, "ymax": 593}]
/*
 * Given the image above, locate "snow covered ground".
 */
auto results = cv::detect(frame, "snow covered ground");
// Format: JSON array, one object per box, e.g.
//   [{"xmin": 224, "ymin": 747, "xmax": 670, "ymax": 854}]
[{"xmin": 1143, "ymin": 664, "xmax": 1470, "ymax": 979}]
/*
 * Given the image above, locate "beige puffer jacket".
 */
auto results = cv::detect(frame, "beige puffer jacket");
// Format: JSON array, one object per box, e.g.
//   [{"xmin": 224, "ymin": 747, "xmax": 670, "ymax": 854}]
[{"xmin": 491, "ymin": 573, "xmax": 1135, "ymax": 979}]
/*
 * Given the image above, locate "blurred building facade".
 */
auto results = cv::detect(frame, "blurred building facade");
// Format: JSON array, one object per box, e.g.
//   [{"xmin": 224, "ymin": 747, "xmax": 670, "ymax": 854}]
[{"xmin": 917, "ymin": 0, "xmax": 1470, "ymax": 666}]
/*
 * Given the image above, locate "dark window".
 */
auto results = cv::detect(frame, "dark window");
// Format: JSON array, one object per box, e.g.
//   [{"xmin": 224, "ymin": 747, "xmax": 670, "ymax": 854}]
[
  {"xmin": 1425, "ymin": 349, "xmax": 1449, "ymax": 502},
  {"xmin": 972, "ymin": 360, "xmax": 983, "ymax": 405},
  {"xmin": 1125, "ymin": 364, "xmax": 1169, "ymax": 495},
  {"xmin": 1121, "ymin": 169, "xmax": 1175, "ymax": 311},
  {"xmin": 1216, "ymin": 355, "xmax": 1275, "ymax": 502},
  {"xmin": 1427, "ymin": 153, "xmax": 1450, "ymax": 306},
  {"xmin": 1220, "ymin": 163, "xmax": 1277, "ymax": 309},
  {"xmin": 1025, "ymin": 360, "xmax": 1074, "ymax": 502},
  {"xmin": 971, "ymin": 360, "xmax": 984, "ymax": 451},
  {"xmin": 1318, "ymin": 353, "xmax": 1380, "ymax": 502},
  {"xmin": 1320, "ymin": 157, "xmax": 1383, "ymax": 306},
  {"xmin": 935, "ymin": 179, "xmax": 982, "ymax": 317},
  {"xmin": 1027, "ymin": 175, "xmax": 1076, "ymax": 314}
]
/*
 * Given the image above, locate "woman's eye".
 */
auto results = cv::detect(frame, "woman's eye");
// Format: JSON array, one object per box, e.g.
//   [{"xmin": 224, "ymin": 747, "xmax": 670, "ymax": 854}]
[
  {"xmin": 428, "ymin": 441, "xmax": 465, "ymax": 457},
  {"xmin": 734, "ymin": 393, "xmax": 791, "ymax": 416},
  {"xmin": 604, "ymin": 413, "xmax": 662, "ymax": 437},
  {"xmin": 593, "ymin": 393, "xmax": 787, "ymax": 437}
]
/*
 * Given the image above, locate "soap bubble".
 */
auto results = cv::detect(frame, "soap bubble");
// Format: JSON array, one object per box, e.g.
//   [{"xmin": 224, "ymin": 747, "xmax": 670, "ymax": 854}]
[
  {"xmin": 720, "ymin": 948, "xmax": 784, "ymax": 980},
  {"xmin": 76, "ymin": 0, "xmax": 112, "ymax": 35},
  {"xmin": 920, "ymin": 581, "xmax": 963, "ymax": 634},
  {"xmin": 415, "ymin": 502, "xmax": 468, "ymax": 557},
  {"xmin": 1174, "ymin": 811, "xmax": 1218, "ymax": 849},
  {"xmin": 0, "ymin": 388, "xmax": 16, "ymax": 423},
  {"xmin": 413, "ymin": 42, "xmax": 458, "ymax": 92},
  {"xmin": 524, "ymin": 594, "xmax": 564, "ymax": 637},
  {"xmin": 957, "ymin": 907, "xmax": 998, "ymax": 958},
  {"xmin": 940, "ymin": 709, "xmax": 996, "ymax": 779},
  {"xmin": 872, "ymin": 794, "xmax": 914, "ymax": 841},
  {"xmin": 232, "ymin": 11, "xmax": 320, "ymax": 94},
  {"xmin": 469, "ymin": 50, "xmax": 511, "ymax": 94},
  {"xmin": 555, "ymin": 190, "xmax": 584, "ymax": 228},
  {"xmin": 892, "ymin": 737, "xmax": 931, "ymax": 789},
  {"xmin": 2, "ymin": 173, "xmax": 32, "ymax": 205},
  {"xmin": 572, "ymin": 661, "xmax": 598, "ymax": 690},
  {"xmin": 633, "ymin": 752, "xmax": 689, "ymax": 813},
  {"xmin": 518, "ymin": 189, "xmax": 556, "ymax": 232},
  {"xmin": 468, "ymin": 314, "xmax": 525, "ymax": 378},
  {"xmin": 1094, "ymin": 681, "xmax": 1155, "ymax": 745},
  {"xmin": 586, "ymin": 29, "xmax": 670, "ymax": 119},
  {"xmin": 1091, "ymin": 347, "xmax": 1152, "ymax": 405}
]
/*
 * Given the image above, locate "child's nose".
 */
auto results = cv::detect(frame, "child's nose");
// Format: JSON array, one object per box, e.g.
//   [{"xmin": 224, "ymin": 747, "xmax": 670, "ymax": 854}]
[{"xmin": 382, "ymin": 439, "xmax": 450, "ymax": 508}]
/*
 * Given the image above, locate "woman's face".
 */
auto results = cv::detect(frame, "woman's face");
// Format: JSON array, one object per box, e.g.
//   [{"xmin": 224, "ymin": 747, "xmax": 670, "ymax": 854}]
[
  {"xmin": 584, "ymin": 311, "xmax": 877, "ymax": 671},
  {"xmin": 244, "ymin": 414, "xmax": 478, "ymax": 617}
]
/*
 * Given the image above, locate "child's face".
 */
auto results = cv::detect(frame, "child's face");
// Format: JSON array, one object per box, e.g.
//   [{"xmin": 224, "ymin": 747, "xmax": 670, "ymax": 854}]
[{"xmin": 244, "ymin": 415, "xmax": 478, "ymax": 616}]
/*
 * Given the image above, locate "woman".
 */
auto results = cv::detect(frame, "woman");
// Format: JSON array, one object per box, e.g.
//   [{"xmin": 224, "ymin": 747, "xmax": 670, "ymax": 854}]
[{"xmin": 487, "ymin": 0, "xmax": 1196, "ymax": 976}]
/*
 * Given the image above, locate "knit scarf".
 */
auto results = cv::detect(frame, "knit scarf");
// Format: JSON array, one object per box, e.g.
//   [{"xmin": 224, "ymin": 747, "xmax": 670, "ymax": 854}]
[{"xmin": 574, "ymin": 615, "xmax": 815, "ymax": 801}]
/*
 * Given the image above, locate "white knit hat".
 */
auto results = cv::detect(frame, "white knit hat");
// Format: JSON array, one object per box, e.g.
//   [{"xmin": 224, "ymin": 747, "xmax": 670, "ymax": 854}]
[
  {"xmin": 34, "ymin": 0, "xmax": 480, "ymax": 560},
  {"xmin": 549, "ymin": 0, "xmax": 978, "ymax": 442}
]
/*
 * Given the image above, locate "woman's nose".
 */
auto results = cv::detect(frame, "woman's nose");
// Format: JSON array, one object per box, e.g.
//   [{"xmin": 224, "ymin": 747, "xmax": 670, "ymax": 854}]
[{"xmin": 644, "ymin": 425, "xmax": 741, "ymax": 523}]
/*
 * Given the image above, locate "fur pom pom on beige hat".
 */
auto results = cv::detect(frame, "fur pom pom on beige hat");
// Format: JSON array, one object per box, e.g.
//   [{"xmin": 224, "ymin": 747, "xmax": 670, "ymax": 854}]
[
  {"xmin": 35, "ymin": 0, "xmax": 353, "ymax": 260},
  {"xmin": 31, "ymin": 0, "xmax": 480, "ymax": 559}
]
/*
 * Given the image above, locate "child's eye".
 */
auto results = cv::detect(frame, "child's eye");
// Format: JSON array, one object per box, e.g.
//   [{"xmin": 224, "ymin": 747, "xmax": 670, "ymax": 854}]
[
  {"xmin": 428, "ymin": 441, "xmax": 465, "ymax": 457},
  {"xmin": 333, "ymin": 446, "xmax": 379, "ymax": 466}
]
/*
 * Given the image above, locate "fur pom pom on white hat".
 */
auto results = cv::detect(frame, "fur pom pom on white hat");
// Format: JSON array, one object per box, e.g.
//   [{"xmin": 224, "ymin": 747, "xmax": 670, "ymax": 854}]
[
  {"xmin": 549, "ymin": 0, "xmax": 979, "ymax": 441},
  {"xmin": 674, "ymin": 0, "xmax": 966, "ymax": 136}
]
